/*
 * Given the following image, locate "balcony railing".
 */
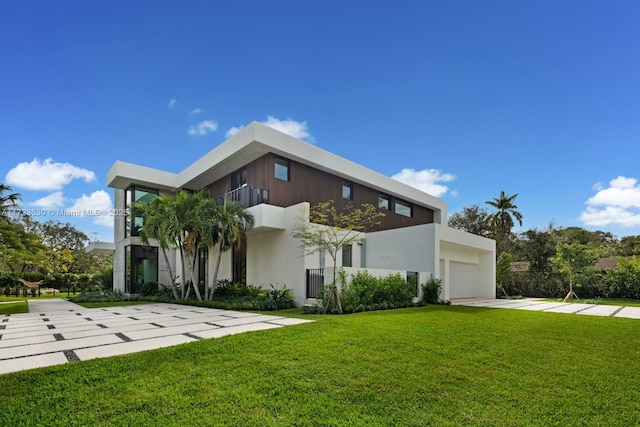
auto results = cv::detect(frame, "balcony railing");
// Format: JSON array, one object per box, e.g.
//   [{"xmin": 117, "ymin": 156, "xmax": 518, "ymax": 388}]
[{"xmin": 216, "ymin": 185, "xmax": 269, "ymax": 208}]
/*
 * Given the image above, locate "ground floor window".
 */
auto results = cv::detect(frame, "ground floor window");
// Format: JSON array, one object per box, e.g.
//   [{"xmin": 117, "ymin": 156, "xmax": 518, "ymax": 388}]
[
  {"xmin": 342, "ymin": 245, "xmax": 352, "ymax": 267},
  {"xmin": 407, "ymin": 271, "xmax": 419, "ymax": 297},
  {"xmin": 198, "ymin": 248, "xmax": 208, "ymax": 288},
  {"xmin": 125, "ymin": 245, "xmax": 158, "ymax": 294},
  {"xmin": 232, "ymin": 238, "xmax": 247, "ymax": 285}
]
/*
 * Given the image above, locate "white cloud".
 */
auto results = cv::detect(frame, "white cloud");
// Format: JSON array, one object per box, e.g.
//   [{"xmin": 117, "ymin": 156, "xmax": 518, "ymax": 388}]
[
  {"xmin": 188, "ymin": 120, "xmax": 218, "ymax": 136},
  {"xmin": 261, "ymin": 116, "xmax": 311, "ymax": 141},
  {"xmin": 225, "ymin": 125, "xmax": 244, "ymax": 139},
  {"xmin": 31, "ymin": 191, "xmax": 67, "ymax": 209},
  {"xmin": 391, "ymin": 168, "xmax": 456, "ymax": 197},
  {"xmin": 168, "ymin": 98, "xmax": 177, "ymax": 108},
  {"xmin": 189, "ymin": 108, "xmax": 203, "ymax": 116},
  {"xmin": 225, "ymin": 117, "xmax": 311, "ymax": 141},
  {"xmin": 580, "ymin": 176, "xmax": 640, "ymax": 227},
  {"xmin": 579, "ymin": 206, "xmax": 640, "ymax": 227},
  {"xmin": 69, "ymin": 190, "xmax": 114, "ymax": 228},
  {"xmin": 5, "ymin": 158, "xmax": 96, "ymax": 191}
]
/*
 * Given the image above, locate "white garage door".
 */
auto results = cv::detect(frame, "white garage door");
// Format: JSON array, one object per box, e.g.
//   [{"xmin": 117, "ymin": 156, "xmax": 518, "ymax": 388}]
[{"xmin": 449, "ymin": 262, "xmax": 476, "ymax": 299}]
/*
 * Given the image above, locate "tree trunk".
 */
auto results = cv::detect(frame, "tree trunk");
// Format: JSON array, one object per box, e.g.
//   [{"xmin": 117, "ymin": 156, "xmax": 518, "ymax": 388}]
[
  {"xmin": 185, "ymin": 250, "xmax": 203, "ymax": 301},
  {"xmin": 562, "ymin": 279, "xmax": 579, "ymax": 302},
  {"xmin": 160, "ymin": 247, "xmax": 179, "ymax": 300},
  {"xmin": 208, "ymin": 243, "xmax": 224, "ymax": 301}
]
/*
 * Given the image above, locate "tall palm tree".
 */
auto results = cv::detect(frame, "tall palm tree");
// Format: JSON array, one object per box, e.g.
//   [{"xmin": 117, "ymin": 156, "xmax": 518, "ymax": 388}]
[
  {"xmin": 199, "ymin": 197, "xmax": 254, "ymax": 301},
  {"xmin": 485, "ymin": 190, "xmax": 523, "ymax": 251},
  {"xmin": 134, "ymin": 189, "xmax": 210, "ymax": 301},
  {"xmin": 135, "ymin": 197, "xmax": 181, "ymax": 299},
  {"xmin": 0, "ymin": 184, "xmax": 21, "ymax": 222}
]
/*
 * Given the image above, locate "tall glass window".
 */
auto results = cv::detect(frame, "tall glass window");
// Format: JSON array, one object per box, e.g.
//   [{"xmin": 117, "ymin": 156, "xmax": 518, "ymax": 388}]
[
  {"xmin": 125, "ymin": 245, "xmax": 158, "ymax": 294},
  {"xmin": 198, "ymin": 248, "xmax": 208, "ymax": 288},
  {"xmin": 126, "ymin": 186, "xmax": 158, "ymax": 237},
  {"xmin": 342, "ymin": 245, "xmax": 352, "ymax": 267},
  {"xmin": 378, "ymin": 194, "xmax": 390, "ymax": 210},
  {"xmin": 342, "ymin": 181, "xmax": 353, "ymax": 200}
]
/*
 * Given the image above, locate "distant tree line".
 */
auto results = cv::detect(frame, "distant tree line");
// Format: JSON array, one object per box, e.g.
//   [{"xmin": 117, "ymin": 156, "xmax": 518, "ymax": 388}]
[{"xmin": 0, "ymin": 184, "xmax": 112, "ymax": 284}]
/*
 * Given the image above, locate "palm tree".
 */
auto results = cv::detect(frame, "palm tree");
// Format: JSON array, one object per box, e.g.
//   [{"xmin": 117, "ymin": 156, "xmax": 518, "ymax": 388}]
[
  {"xmin": 486, "ymin": 190, "xmax": 523, "ymax": 252},
  {"xmin": 0, "ymin": 184, "xmax": 21, "ymax": 222},
  {"xmin": 135, "ymin": 197, "xmax": 181, "ymax": 299},
  {"xmin": 199, "ymin": 197, "xmax": 254, "ymax": 301},
  {"xmin": 134, "ymin": 189, "xmax": 211, "ymax": 301}
]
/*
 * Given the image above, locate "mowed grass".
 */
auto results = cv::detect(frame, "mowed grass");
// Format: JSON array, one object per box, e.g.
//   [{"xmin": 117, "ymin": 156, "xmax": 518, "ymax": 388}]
[
  {"xmin": 0, "ymin": 306, "xmax": 638, "ymax": 426},
  {"xmin": 76, "ymin": 300, "xmax": 155, "ymax": 309},
  {"xmin": 0, "ymin": 292, "xmax": 81, "ymax": 302},
  {"xmin": 0, "ymin": 301, "xmax": 28, "ymax": 315}
]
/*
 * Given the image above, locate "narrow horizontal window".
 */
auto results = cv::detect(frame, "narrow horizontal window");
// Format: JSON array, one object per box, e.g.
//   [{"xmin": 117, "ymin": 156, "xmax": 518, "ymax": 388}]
[{"xmin": 395, "ymin": 199, "xmax": 412, "ymax": 217}]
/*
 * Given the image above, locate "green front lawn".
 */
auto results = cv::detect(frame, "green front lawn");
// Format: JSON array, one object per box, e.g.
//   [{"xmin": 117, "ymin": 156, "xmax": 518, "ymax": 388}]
[
  {"xmin": 0, "ymin": 301, "xmax": 28, "ymax": 315},
  {"xmin": 0, "ymin": 306, "xmax": 637, "ymax": 426},
  {"xmin": 0, "ymin": 292, "xmax": 81, "ymax": 302},
  {"xmin": 76, "ymin": 300, "xmax": 154, "ymax": 309}
]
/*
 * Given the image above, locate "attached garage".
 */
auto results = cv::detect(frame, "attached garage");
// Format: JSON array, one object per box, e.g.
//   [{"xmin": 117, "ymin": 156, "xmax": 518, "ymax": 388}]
[{"xmin": 449, "ymin": 261, "xmax": 477, "ymax": 299}]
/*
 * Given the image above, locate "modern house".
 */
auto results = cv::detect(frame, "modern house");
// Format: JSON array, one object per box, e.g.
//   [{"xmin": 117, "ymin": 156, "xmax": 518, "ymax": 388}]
[{"xmin": 106, "ymin": 122, "xmax": 496, "ymax": 306}]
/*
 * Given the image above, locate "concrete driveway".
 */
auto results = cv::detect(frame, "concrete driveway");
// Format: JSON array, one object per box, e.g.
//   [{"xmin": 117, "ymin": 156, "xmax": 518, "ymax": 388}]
[
  {"xmin": 0, "ymin": 299, "xmax": 312, "ymax": 375},
  {"xmin": 451, "ymin": 298, "xmax": 640, "ymax": 319}
]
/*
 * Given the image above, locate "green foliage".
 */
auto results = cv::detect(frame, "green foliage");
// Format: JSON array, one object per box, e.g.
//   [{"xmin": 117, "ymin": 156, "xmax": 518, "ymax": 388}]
[
  {"xmin": 448, "ymin": 204, "xmax": 492, "ymax": 237},
  {"xmin": 292, "ymin": 200, "xmax": 386, "ymax": 313},
  {"xmin": 214, "ymin": 281, "xmax": 263, "ymax": 299},
  {"xmin": 93, "ymin": 267, "xmax": 113, "ymax": 291},
  {"xmin": 601, "ymin": 256, "xmax": 640, "ymax": 299},
  {"xmin": 0, "ymin": 271, "xmax": 18, "ymax": 287},
  {"xmin": 421, "ymin": 277, "xmax": 443, "ymax": 304},
  {"xmin": 321, "ymin": 270, "xmax": 415, "ymax": 314}
]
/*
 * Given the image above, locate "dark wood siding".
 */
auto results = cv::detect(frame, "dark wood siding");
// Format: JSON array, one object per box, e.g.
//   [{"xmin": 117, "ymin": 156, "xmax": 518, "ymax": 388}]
[{"xmin": 207, "ymin": 153, "xmax": 434, "ymax": 231}]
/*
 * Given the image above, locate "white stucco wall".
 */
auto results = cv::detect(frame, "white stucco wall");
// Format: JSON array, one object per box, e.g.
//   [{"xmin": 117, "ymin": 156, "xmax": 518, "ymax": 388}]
[{"xmin": 364, "ymin": 223, "xmax": 495, "ymax": 301}]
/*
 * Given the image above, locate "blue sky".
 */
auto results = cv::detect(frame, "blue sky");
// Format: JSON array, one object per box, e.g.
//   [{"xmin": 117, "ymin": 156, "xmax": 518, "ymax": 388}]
[{"xmin": 1, "ymin": 1, "xmax": 639, "ymax": 243}]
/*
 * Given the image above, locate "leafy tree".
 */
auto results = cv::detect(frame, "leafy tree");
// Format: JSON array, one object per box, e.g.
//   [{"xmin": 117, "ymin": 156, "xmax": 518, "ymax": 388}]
[
  {"xmin": 448, "ymin": 205, "xmax": 492, "ymax": 237},
  {"xmin": 617, "ymin": 235, "xmax": 640, "ymax": 256},
  {"xmin": 199, "ymin": 197, "xmax": 254, "ymax": 301},
  {"xmin": 0, "ymin": 222, "xmax": 48, "ymax": 272},
  {"xmin": 553, "ymin": 227, "xmax": 617, "ymax": 255},
  {"xmin": 496, "ymin": 251, "xmax": 516, "ymax": 297},
  {"xmin": 551, "ymin": 242, "xmax": 600, "ymax": 302},
  {"xmin": 515, "ymin": 225, "xmax": 557, "ymax": 274},
  {"xmin": 602, "ymin": 256, "xmax": 640, "ymax": 299},
  {"xmin": 292, "ymin": 200, "xmax": 385, "ymax": 314},
  {"xmin": 486, "ymin": 191, "xmax": 523, "ymax": 253},
  {"xmin": 0, "ymin": 184, "xmax": 21, "ymax": 222}
]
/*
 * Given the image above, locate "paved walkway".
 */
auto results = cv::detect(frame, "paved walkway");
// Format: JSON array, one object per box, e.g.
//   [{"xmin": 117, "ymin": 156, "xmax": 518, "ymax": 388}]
[
  {"xmin": 0, "ymin": 299, "xmax": 312, "ymax": 375},
  {"xmin": 450, "ymin": 298, "xmax": 640, "ymax": 319}
]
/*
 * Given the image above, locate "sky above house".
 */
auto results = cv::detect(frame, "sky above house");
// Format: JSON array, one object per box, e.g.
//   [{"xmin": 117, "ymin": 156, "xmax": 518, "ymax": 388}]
[{"xmin": 1, "ymin": 1, "xmax": 639, "ymax": 243}]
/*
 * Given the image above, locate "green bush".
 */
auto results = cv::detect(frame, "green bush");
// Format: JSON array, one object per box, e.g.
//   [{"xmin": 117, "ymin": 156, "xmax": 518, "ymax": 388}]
[
  {"xmin": 601, "ymin": 257, "xmax": 640, "ymax": 299},
  {"xmin": 421, "ymin": 277, "xmax": 442, "ymax": 304},
  {"xmin": 214, "ymin": 280, "xmax": 263, "ymax": 299},
  {"xmin": 0, "ymin": 272, "xmax": 18, "ymax": 288},
  {"xmin": 338, "ymin": 270, "xmax": 415, "ymax": 314}
]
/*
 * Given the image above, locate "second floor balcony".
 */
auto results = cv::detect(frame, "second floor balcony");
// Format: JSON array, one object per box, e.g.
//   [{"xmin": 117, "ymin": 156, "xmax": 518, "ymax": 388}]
[{"xmin": 215, "ymin": 184, "xmax": 269, "ymax": 208}]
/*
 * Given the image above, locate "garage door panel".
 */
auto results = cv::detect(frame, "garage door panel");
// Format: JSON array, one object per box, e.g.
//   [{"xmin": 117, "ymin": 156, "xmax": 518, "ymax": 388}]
[{"xmin": 450, "ymin": 262, "xmax": 476, "ymax": 299}]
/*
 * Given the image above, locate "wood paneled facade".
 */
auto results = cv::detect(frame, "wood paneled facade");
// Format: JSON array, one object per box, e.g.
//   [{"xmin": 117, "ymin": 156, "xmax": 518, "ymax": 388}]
[{"xmin": 207, "ymin": 153, "xmax": 434, "ymax": 232}]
